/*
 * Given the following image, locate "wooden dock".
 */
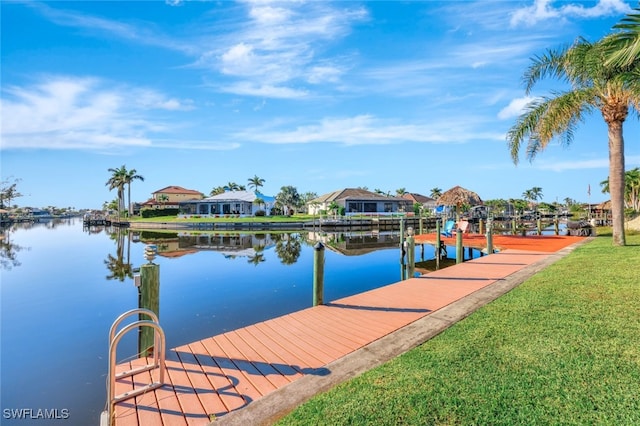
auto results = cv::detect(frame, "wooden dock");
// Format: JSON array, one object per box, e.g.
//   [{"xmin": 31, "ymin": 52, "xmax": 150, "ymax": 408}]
[{"xmin": 109, "ymin": 234, "xmax": 587, "ymax": 426}]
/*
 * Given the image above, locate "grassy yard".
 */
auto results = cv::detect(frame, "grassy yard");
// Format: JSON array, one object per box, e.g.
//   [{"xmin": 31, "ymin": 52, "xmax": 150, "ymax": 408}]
[{"xmin": 277, "ymin": 231, "xmax": 640, "ymax": 425}]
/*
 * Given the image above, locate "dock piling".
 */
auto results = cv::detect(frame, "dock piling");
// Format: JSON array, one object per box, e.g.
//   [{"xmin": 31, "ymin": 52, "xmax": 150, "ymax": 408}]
[
  {"xmin": 313, "ymin": 243, "xmax": 325, "ymax": 306},
  {"xmin": 486, "ymin": 218, "xmax": 494, "ymax": 254},
  {"xmin": 406, "ymin": 227, "xmax": 415, "ymax": 279},
  {"xmin": 456, "ymin": 227, "xmax": 463, "ymax": 264}
]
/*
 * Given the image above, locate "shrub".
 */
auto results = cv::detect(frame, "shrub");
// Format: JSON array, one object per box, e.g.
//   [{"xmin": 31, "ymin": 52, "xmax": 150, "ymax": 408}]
[
  {"xmin": 141, "ymin": 208, "xmax": 180, "ymax": 218},
  {"xmin": 255, "ymin": 210, "xmax": 266, "ymax": 216}
]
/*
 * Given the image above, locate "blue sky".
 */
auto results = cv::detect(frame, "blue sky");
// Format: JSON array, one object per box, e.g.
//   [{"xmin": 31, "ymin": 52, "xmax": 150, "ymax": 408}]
[{"xmin": 2, "ymin": 0, "xmax": 639, "ymax": 209}]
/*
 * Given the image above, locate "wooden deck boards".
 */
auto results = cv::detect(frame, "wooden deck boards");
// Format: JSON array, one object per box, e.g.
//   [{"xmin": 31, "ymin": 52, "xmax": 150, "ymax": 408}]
[{"xmin": 111, "ymin": 235, "xmax": 585, "ymax": 426}]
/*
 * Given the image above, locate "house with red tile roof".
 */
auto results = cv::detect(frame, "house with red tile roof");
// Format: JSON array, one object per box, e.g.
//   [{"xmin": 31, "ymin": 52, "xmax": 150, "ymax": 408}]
[{"xmin": 139, "ymin": 186, "xmax": 204, "ymax": 210}]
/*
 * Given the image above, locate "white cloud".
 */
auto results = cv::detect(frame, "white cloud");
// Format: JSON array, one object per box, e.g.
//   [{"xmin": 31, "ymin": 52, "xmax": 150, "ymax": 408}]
[
  {"xmin": 510, "ymin": 0, "xmax": 631, "ymax": 27},
  {"xmin": 201, "ymin": 2, "xmax": 368, "ymax": 97},
  {"xmin": 221, "ymin": 43, "xmax": 256, "ymax": 76},
  {"xmin": 307, "ymin": 65, "xmax": 343, "ymax": 84},
  {"xmin": 535, "ymin": 155, "xmax": 640, "ymax": 172},
  {"xmin": 498, "ymin": 96, "xmax": 537, "ymax": 120},
  {"xmin": 234, "ymin": 114, "xmax": 504, "ymax": 146},
  {"xmin": 219, "ymin": 82, "xmax": 308, "ymax": 99},
  {"xmin": 536, "ymin": 158, "xmax": 609, "ymax": 172},
  {"xmin": 0, "ymin": 76, "xmax": 191, "ymax": 150}
]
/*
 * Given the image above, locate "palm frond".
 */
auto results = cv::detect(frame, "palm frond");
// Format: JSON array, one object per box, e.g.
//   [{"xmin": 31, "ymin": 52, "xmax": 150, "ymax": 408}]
[
  {"xmin": 522, "ymin": 47, "xmax": 568, "ymax": 94},
  {"xmin": 506, "ymin": 98, "xmax": 548, "ymax": 163},
  {"xmin": 507, "ymin": 89, "xmax": 594, "ymax": 164},
  {"xmin": 605, "ymin": 7, "xmax": 640, "ymax": 68}
]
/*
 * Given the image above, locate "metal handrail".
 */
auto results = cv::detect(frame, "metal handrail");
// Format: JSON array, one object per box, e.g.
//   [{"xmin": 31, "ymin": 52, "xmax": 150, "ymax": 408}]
[
  {"xmin": 108, "ymin": 308, "xmax": 160, "ymax": 370},
  {"xmin": 102, "ymin": 309, "xmax": 165, "ymax": 426}
]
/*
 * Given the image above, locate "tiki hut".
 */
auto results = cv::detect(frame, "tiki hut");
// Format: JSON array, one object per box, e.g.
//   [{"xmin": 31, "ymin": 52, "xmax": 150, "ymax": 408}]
[{"xmin": 436, "ymin": 185, "xmax": 483, "ymax": 219}]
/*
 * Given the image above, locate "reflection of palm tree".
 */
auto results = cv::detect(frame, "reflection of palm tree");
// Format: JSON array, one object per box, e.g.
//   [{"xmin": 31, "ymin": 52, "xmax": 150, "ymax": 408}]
[
  {"xmin": 105, "ymin": 228, "xmax": 134, "ymax": 282},
  {"xmin": 0, "ymin": 229, "xmax": 25, "ymax": 270},
  {"xmin": 275, "ymin": 234, "xmax": 302, "ymax": 265},
  {"xmin": 247, "ymin": 253, "xmax": 266, "ymax": 266},
  {"xmin": 104, "ymin": 253, "xmax": 134, "ymax": 281}
]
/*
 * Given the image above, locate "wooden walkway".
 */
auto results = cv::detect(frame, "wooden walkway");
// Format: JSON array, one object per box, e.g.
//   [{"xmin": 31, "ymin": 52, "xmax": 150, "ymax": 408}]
[{"xmin": 111, "ymin": 235, "xmax": 586, "ymax": 426}]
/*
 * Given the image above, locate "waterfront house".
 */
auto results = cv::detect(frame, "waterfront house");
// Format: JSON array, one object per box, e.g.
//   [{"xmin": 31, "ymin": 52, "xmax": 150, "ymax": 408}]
[
  {"xmin": 402, "ymin": 193, "xmax": 437, "ymax": 213},
  {"xmin": 139, "ymin": 186, "xmax": 204, "ymax": 210},
  {"xmin": 178, "ymin": 190, "xmax": 275, "ymax": 217},
  {"xmin": 308, "ymin": 188, "xmax": 413, "ymax": 216}
]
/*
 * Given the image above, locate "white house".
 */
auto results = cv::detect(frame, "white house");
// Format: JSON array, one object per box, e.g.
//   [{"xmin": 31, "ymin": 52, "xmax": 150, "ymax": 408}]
[{"xmin": 178, "ymin": 190, "xmax": 275, "ymax": 217}]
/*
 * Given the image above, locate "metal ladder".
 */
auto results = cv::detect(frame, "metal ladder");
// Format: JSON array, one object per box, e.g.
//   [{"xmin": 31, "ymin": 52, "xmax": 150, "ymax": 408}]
[{"xmin": 100, "ymin": 308, "xmax": 166, "ymax": 426}]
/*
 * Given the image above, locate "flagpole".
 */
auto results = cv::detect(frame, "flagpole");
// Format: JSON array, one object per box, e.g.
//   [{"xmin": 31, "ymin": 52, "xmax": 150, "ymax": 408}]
[{"xmin": 588, "ymin": 184, "xmax": 591, "ymax": 220}]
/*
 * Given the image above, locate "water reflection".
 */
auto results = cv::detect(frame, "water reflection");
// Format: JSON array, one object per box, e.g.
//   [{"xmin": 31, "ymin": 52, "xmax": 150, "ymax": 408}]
[
  {"xmin": 5, "ymin": 220, "xmax": 428, "ymax": 426},
  {"xmin": 0, "ymin": 227, "xmax": 28, "ymax": 270},
  {"xmin": 104, "ymin": 227, "xmax": 134, "ymax": 282},
  {"xmin": 132, "ymin": 230, "xmax": 311, "ymax": 266},
  {"xmin": 308, "ymin": 231, "xmax": 400, "ymax": 255},
  {"xmin": 273, "ymin": 233, "xmax": 303, "ymax": 265}
]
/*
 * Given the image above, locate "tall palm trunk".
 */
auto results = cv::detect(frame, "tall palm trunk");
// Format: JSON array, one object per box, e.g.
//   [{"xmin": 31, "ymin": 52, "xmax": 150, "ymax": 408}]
[
  {"xmin": 607, "ymin": 120, "xmax": 626, "ymax": 246},
  {"xmin": 127, "ymin": 184, "xmax": 132, "ymax": 217}
]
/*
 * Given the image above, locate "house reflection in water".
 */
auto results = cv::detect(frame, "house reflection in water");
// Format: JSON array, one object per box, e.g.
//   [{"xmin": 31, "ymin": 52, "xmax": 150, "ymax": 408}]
[
  {"xmin": 136, "ymin": 231, "xmax": 276, "ymax": 260},
  {"xmin": 305, "ymin": 231, "xmax": 401, "ymax": 256}
]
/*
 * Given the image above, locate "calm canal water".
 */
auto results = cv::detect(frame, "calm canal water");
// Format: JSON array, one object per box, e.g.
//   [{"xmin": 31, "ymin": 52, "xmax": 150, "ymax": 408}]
[{"xmin": 3, "ymin": 218, "xmax": 467, "ymax": 425}]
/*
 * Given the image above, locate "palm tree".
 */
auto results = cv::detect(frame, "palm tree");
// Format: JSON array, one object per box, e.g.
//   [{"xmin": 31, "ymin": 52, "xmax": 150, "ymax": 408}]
[
  {"xmin": 626, "ymin": 167, "xmax": 640, "ymax": 211},
  {"xmin": 106, "ymin": 166, "xmax": 127, "ymax": 217},
  {"xmin": 522, "ymin": 187, "xmax": 543, "ymax": 210},
  {"xmin": 507, "ymin": 36, "xmax": 640, "ymax": 246},
  {"xmin": 0, "ymin": 177, "xmax": 22, "ymax": 209},
  {"xmin": 247, "ymin": 175, "xmax": 265, "ymax": 192},
  {"xmin": 328, "ymin": 201, "xmax": 340, "ymax": 217},
  {"xmin": 395, "ymin": 188, "xmax": 407, "ymax": 196},
  {"xmin": 603, "ymin": 7, "xmax": 640, "ymax": 69},
  {"xmin": 601, "ymin": 168, "xmax": 640, "ymax": 211},
  {"xmin": 123, "ymin": 168, "xmax": 144, "ymax": 216},
  {"xmin": 210, "ymin": 186, "xmax": 226, "ymax": 196},
  {"xmin": 225, "ymin": 182, "xmax": 240, "ymax": 191},
  {"xmin": 276, "ymin": 186, "xmax": 301, "ymax": 215},
  {"xmin": 253, "ymin": 197, "xmax": 265, "ymax": 214},
  {"xmin": 429, "ymin": 187, "xmax": 443, "ymax": 199}
]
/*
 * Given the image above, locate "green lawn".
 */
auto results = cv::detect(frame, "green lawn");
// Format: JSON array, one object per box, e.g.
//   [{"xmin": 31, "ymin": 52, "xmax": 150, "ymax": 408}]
[{"xmin": 277, "ymin": 231, "xmax": 640, "ymax": 425}]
